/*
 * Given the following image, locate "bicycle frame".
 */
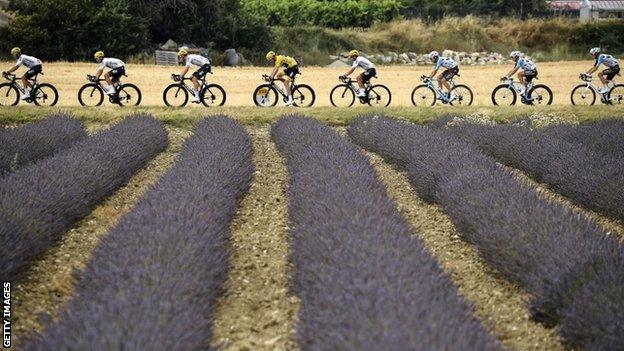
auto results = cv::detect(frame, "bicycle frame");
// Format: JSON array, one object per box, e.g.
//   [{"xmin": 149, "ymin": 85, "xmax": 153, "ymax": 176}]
[
  {"xmin": 261, "ymin": 74, "xmax": 298, "ymax": 99},
  {"xmin": 501, "ymin": 78, "xmax": 534, "ymax": 94},
  {"xmin": 2, "ymin": 73, "xmax": 39, "ymax": 94},
  {"xmin": 338, "ymin": 77, "xmax": 373, "ymax": 99},
  {"xmin": 171, "ymin": 74, "xmax": 211, "ymax": 94},
  {"xmin": 421, "ymin": 76, "xmax": 456, "ymax": 102}
]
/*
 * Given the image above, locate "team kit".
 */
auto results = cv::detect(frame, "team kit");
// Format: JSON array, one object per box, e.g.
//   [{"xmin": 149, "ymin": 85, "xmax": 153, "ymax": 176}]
[{"xmin": 1, "ymin": 47, "xmax": 621, "ymax": 107}]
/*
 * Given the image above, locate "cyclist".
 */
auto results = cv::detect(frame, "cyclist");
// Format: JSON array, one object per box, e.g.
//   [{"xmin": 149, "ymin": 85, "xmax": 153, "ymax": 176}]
[
  {"xmin": 502, "ymin": 51, "xmax": 538, "ymax": 99},
  {"xmin": 94, "ymin": 51, "xmax": 125, "ymax": 96},
  {"xmin": 341, "ymin": 50, "xmax": 376, "ymax": 98},
  {"xmin": 3, "ymin": 47, "xmax": 43, "ymax": 100},
  {"xmin": 585, "ymin": 47, "xmax": 620, "ymax": 95},
  {"xmin": 178, "ymin": 48, "xmax": 211, "ymax": 103},
  {"xmin": 266, "ymin": 51, "xmax": 298, "ymax": 106},
  {"xmin": 427, "ymin": 51, "xmax": 459, "ymax": 101}
]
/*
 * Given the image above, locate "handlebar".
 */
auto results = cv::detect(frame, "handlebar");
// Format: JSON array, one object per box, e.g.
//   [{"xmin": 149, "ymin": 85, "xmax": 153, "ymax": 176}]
[
  {"xmin": 579, "ymin": 73, "xmax": 592, "ymax": 82},
  {"xmin": 339, "ymin": 76, "xmax": 354, "ymax": 83},
  {"xmin": 262, "ymin": 74, "xmax": 273, "ymax": 82},
  {"xmin": 2, "ymin": 72, "xmax": 16, "ymax": 81},
  {"xmin": 420, "ymin": 75, "xmax": 431, "ymax": 83},
  {"xmin": 87, "ymin": 74, "xmax": 103, "ymax": 83}
]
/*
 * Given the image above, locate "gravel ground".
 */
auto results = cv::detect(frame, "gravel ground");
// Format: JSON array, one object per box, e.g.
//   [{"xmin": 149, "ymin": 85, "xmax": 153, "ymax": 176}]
[
  {"xmin": 10, "ymin": 126, "xmax": 190, "ymax": 349},
  {"xmin": 363, "ymin": 150, "xmax": 565, "ymax": 351},
  {"xmin": 211, "ymin": 126, "xmax": 298, "ymax": 351}
]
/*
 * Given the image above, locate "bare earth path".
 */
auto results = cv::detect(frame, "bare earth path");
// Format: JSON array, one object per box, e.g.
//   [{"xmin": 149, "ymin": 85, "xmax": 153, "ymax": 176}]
[
  {"xmin": 10, "ymin": 127, "xmax": 190, "ymax": 349},
  {"xmin": 211, "ymin": 126, "xmax": 298, "ymax": 350},
  {"xmin": 364, "ymin": 150, "xmax": 565, "ymax": 351}
]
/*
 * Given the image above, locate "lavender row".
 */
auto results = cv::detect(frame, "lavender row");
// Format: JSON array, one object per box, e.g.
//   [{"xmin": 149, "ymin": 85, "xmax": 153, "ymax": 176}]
[
  {"xmin": 348, "ymin": 115, "xmax": 624, "ymax": 350},
  {"xmin": 450, "ymin": 123, "xmax": 624, "ymax": 222},
  {"xmin": 27, "ymin": 116, "xmax": 254, "ymax": 350},
  {"xmin": 0, "ymin": 115, "xmax": 87, "ymax": 176},
  {"xmin": 272, "ymin": 115, "xmax": 502, "ymax": 351},
  {"xmin": 542, "ymin": 119, "xmax": 624, "ymax": 157},
  {"xmin": 0, "ymin": 115, "xmax": 168, "ymax": 282}
]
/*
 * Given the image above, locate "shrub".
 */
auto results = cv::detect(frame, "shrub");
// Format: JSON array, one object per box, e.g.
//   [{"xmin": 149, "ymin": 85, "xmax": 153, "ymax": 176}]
[
  {"xmin": 0, "ymin": 115, "xmax": 167, "ymax": 282},
  {"xmin": 542, "ymin": 119, "xmax": 624, "ymax": 157},
  {"xmin": 0, "ymin": 115, "xmax": 86, "ymax": 176},
  {"xmin": 272, "ymin": 115, "xmax": 502, "ymax": 350},
  {"xmin": 450, "ymin": 124, "xmax": 624, "ymax": 222},
  {"xmin": 348, "ymin": 115, "xmax": 624, "ymax": 349},
  {"xmin": 27, "ymin": 116, "xmax": 253, "ymax": 350}
]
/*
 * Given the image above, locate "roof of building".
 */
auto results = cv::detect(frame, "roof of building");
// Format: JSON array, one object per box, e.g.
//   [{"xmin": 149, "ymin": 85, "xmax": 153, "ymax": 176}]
[
  {"xmin": 549, "ymin": 1, "xmax": 583, "ymax": 10},
  {"xmin": 581, "ymin": 0, "xmax": 624, "ymax": 10}
]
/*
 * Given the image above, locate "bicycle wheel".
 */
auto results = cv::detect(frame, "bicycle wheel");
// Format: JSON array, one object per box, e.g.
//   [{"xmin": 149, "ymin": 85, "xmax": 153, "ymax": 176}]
[
  {"xmin": 367, "ymin": 84, "xmax": 391, "ymax": 107},
  {"xmin": 491, "ymin": 85, "xmax": 517, "ymax": 106},
  {"xmin": 570, "ymin": 85, "xmax": 596, "ymax": 106},
  {"xmin": 253, "ymin": 84, "xmax": 278, "ymax": 107},
  {"xmin": 527, "ymin": 84, "xmax": 553, "ymax": 106},
  {"xmin": 330, "ymin": 84, "xmax": 355, "ymax": 107},
  {"xmin": 78, "ymin": 84, "xmax": 104, "ymax": 106},
  {"xmin": 32, "ymin": 83, "xmax": 59, "ymax": 106},
  {"xmin": 163, "ymin": 84, "xmax": 188, "ymax": 107},
  {"xmin": 411, "ymin": 85, "xmax": 436, "ymax": 106},
  {"xmin": 118, "ymin": 83, "xmax": 142, "ymax": 106},
  {"xmin": 450, "ymin": 84, "xmax": 473, "ymax": 106},
  {"xmin": 201, "ymin": 84, "xmax": 226, "ymax": 107},
  {"xmin": 0, "ymin": 83, "xmax": 19, "ymax": 106},
  {"xmin": 607, "ymin": 84, "xmax": 624, "ymax": 105},
  {"xmin": 292, "ymin": 84, "xmax": 316, "ymax": 107}
]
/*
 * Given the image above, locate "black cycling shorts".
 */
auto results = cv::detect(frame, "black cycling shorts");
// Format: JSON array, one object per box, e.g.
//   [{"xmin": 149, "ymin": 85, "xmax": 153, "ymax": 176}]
[
  {"xmin": 604, "ymin": 66, "xmax": 620, "ymax": 80},
  {"xmin": 25, "ymin": 65, "xmax": 42, "ymax": 79},
  {"xmin": 284, "ymin": 65, "xmax": 300, "ymax": 80},
  {"xmin": 524, "ymin": 69, "xmax": 538, "ymax": 82},
  {"xmin": 361, "ymin": 68, "xmax": 377, "ymax": 83},
  {"xmin": 193, "ymin": 64, "xmax": 212, "ymax": 79},
  {"xmin": 108, "ymin": 67, "xmax": 126, "ymax": 82},
  {"xmin": 442, "ymin": 66, "xmax": 459, "ymax": 80}
]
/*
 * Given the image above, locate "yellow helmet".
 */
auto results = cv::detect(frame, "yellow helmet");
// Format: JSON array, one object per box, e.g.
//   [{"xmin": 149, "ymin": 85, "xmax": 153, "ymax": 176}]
[
  {"xmin": 266, "ymin": 51, "xmax": 276, "ymax": 61},
  {"xmin": 94, "ymin": 51, "xmax": 105, "ymax": 59},
  {"xmin": 11, "ymin": 47, "xmax": 21, "ymax": 56},
  {"xmin": 178, "ymin": 48, "xmax": 188, "ymax": 56},
  {"xmin": 348, "ymin": 50, "xmax": 359, "ymax": 58}
]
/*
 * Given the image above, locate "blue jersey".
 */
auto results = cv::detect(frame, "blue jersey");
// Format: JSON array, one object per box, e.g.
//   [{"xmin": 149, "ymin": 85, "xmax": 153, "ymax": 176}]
[
  {"xmin": 515, "ymin": 57, "xmax": 536, "ymax": 71},
  {"xmin": 435, "ymin": 57, "xmax": 458, "ymax": 70},
  {"xmin": 595, "ymin": 54, "xmax": 619, "ymax": 68}
]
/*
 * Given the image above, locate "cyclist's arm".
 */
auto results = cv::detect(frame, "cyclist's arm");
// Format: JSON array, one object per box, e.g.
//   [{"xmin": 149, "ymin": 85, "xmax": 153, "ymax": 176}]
[
  {"xmin": 505, "ymin": 66, "xmax": 518, "ymax": 78},
  {"xmin": 95, "ymin": 67, "xmax": 104, "ymax": 79},
  {"xmin": 5, "ymin": 65, "xmax": 18, "ymax": 74},
  {"xmin": 180, "ymin": 66, "xmax": 190, "ymax": 78},
  {"xmin": 343, "ymin": 67, "xmax": 356, "ymax": 77},
  {"xmin": 428, "ymin": 68, "xmax": 438, "ymax": 79},
  {"xmin": 269, "ymin": 66, "xmax": 279, "ymax": 79},
  {"xmin": 586, "ymin": 66, "xmax": 598, "ymax": 75}
]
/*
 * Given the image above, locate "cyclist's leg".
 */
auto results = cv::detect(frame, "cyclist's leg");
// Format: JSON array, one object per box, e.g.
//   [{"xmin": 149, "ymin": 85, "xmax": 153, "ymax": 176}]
[
  {"xmin": 517, "ymin": 71, "xmax": 527, "ymax": 92},
  {"xmin": 437, "ymin": 73, "xmax": 449, "ymax": 95}
]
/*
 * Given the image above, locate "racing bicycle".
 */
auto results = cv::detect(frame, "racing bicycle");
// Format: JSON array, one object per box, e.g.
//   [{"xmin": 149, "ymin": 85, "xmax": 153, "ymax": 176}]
[
  {"xmin": 163, "ymin": 73, "xmax": 226, "ymax": 107},
  {"xmin": 492, "ymin": 77, "xmax": 553, "ymax": 105},
  {"xmin": 330, "ymin": 76, "xmax": 391, "ymax": 107},
  {"xmin": 411, "ymin": 75, "xmax": 473, "ymax": 106},
  {"xmin": 0, "ymin": 72, "xmax": 58, "ymax": 106},
  {"xmin": 571, "ymin": 73, "xmax": 623, "ymax": 105},
  {"xmin": 78, "ymin": 74, "xmax": 142, "ymax": 106},
  {"xmin": 253, "ymin": 74, "xmax": 315, "ymax": 107}
]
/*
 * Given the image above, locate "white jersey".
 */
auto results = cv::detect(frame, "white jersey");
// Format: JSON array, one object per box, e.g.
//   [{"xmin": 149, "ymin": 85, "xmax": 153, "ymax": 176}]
[
  {"xmin": 596, "ymin": 54, "xmax": 619, "ymax": 68},
  {"xmin": 516, "ymin": 57, "xmax": 536, "ymax": 71},
  {"xmin": 16, "ymin": 55, "xmax": 42, "ymax": 68},
  {"xmin": 99, "ymin": 58, "xmax": 125, "ymax": 70},
  {"xmin": 352, "ymin": 56, "xmax": 375, "ymax": 70},
  {"xmin": 185, "ymin": 54, "xmax": 210, "ymax": 68},
  {"xmin": 435, "ymin": 57, "xmax": 458, "ymax": 70}
]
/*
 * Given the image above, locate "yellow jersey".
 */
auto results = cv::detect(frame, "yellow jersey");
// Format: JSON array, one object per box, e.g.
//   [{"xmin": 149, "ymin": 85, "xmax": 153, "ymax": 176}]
[{"xmin": 275, "ymin": 55, "xmax": 298, "ymax": 68}]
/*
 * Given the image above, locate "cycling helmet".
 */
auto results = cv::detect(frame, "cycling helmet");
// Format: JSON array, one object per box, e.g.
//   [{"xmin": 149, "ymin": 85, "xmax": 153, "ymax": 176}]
[
  {"xmin": 10, "ymin": 47, "xmax": 21, "ymax": 56},
  {"xmin": 510, "ymin": 50, "xmax": 522, "ymax": 59},
  {"xmin": 94, "ymin": 51, "xmax": 105, "ymax": 59},
  {"xmin": 178, "ymin": 48, "xmax": 188, "ymax": 56},
  {"xmin": 428, "ymin": 51, "xmax": 439, "ymax": 61},
  {"xmin": 266, "ymin": 51, "xmax": 276, "ymax": 61},
  {"xmin": 348, "ymin": 50, "xmax": 359, "ymax": 58},
  {"xmin": 589, "ymin": 47, "xmax": 601, "ymax": 56}
]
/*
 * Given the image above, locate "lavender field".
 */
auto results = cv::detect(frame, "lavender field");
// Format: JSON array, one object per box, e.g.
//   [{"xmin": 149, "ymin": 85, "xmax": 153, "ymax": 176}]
[{"xmin": 1, "ymin": 111, "xmax": 623, "ymax": 351}]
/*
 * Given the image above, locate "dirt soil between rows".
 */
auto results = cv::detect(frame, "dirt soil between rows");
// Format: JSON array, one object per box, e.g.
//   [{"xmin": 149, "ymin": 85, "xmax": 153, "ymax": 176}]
[{"xmin": 211, "ymin": 126, "xmax": 298, "ymax": 350}]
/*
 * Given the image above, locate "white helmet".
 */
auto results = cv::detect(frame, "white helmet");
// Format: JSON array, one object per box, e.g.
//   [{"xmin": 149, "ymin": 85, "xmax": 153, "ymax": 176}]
[
  {"xmin": 428, "ymin": 51, "xmax": 439, "ymax": 61},
  {"xmin": 589, "ymin": 47, "xmax": 601, "ymax": 56},
  {"xmin": 510, "ymin": 51, "xmax": 522, "ymax": 59}
]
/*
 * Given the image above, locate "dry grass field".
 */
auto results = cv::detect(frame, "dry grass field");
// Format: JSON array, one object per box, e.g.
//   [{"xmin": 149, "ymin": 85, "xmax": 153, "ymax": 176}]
[{"xmin": 0, "ymin": 60, "xmax": 612, "ymax": 106}]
